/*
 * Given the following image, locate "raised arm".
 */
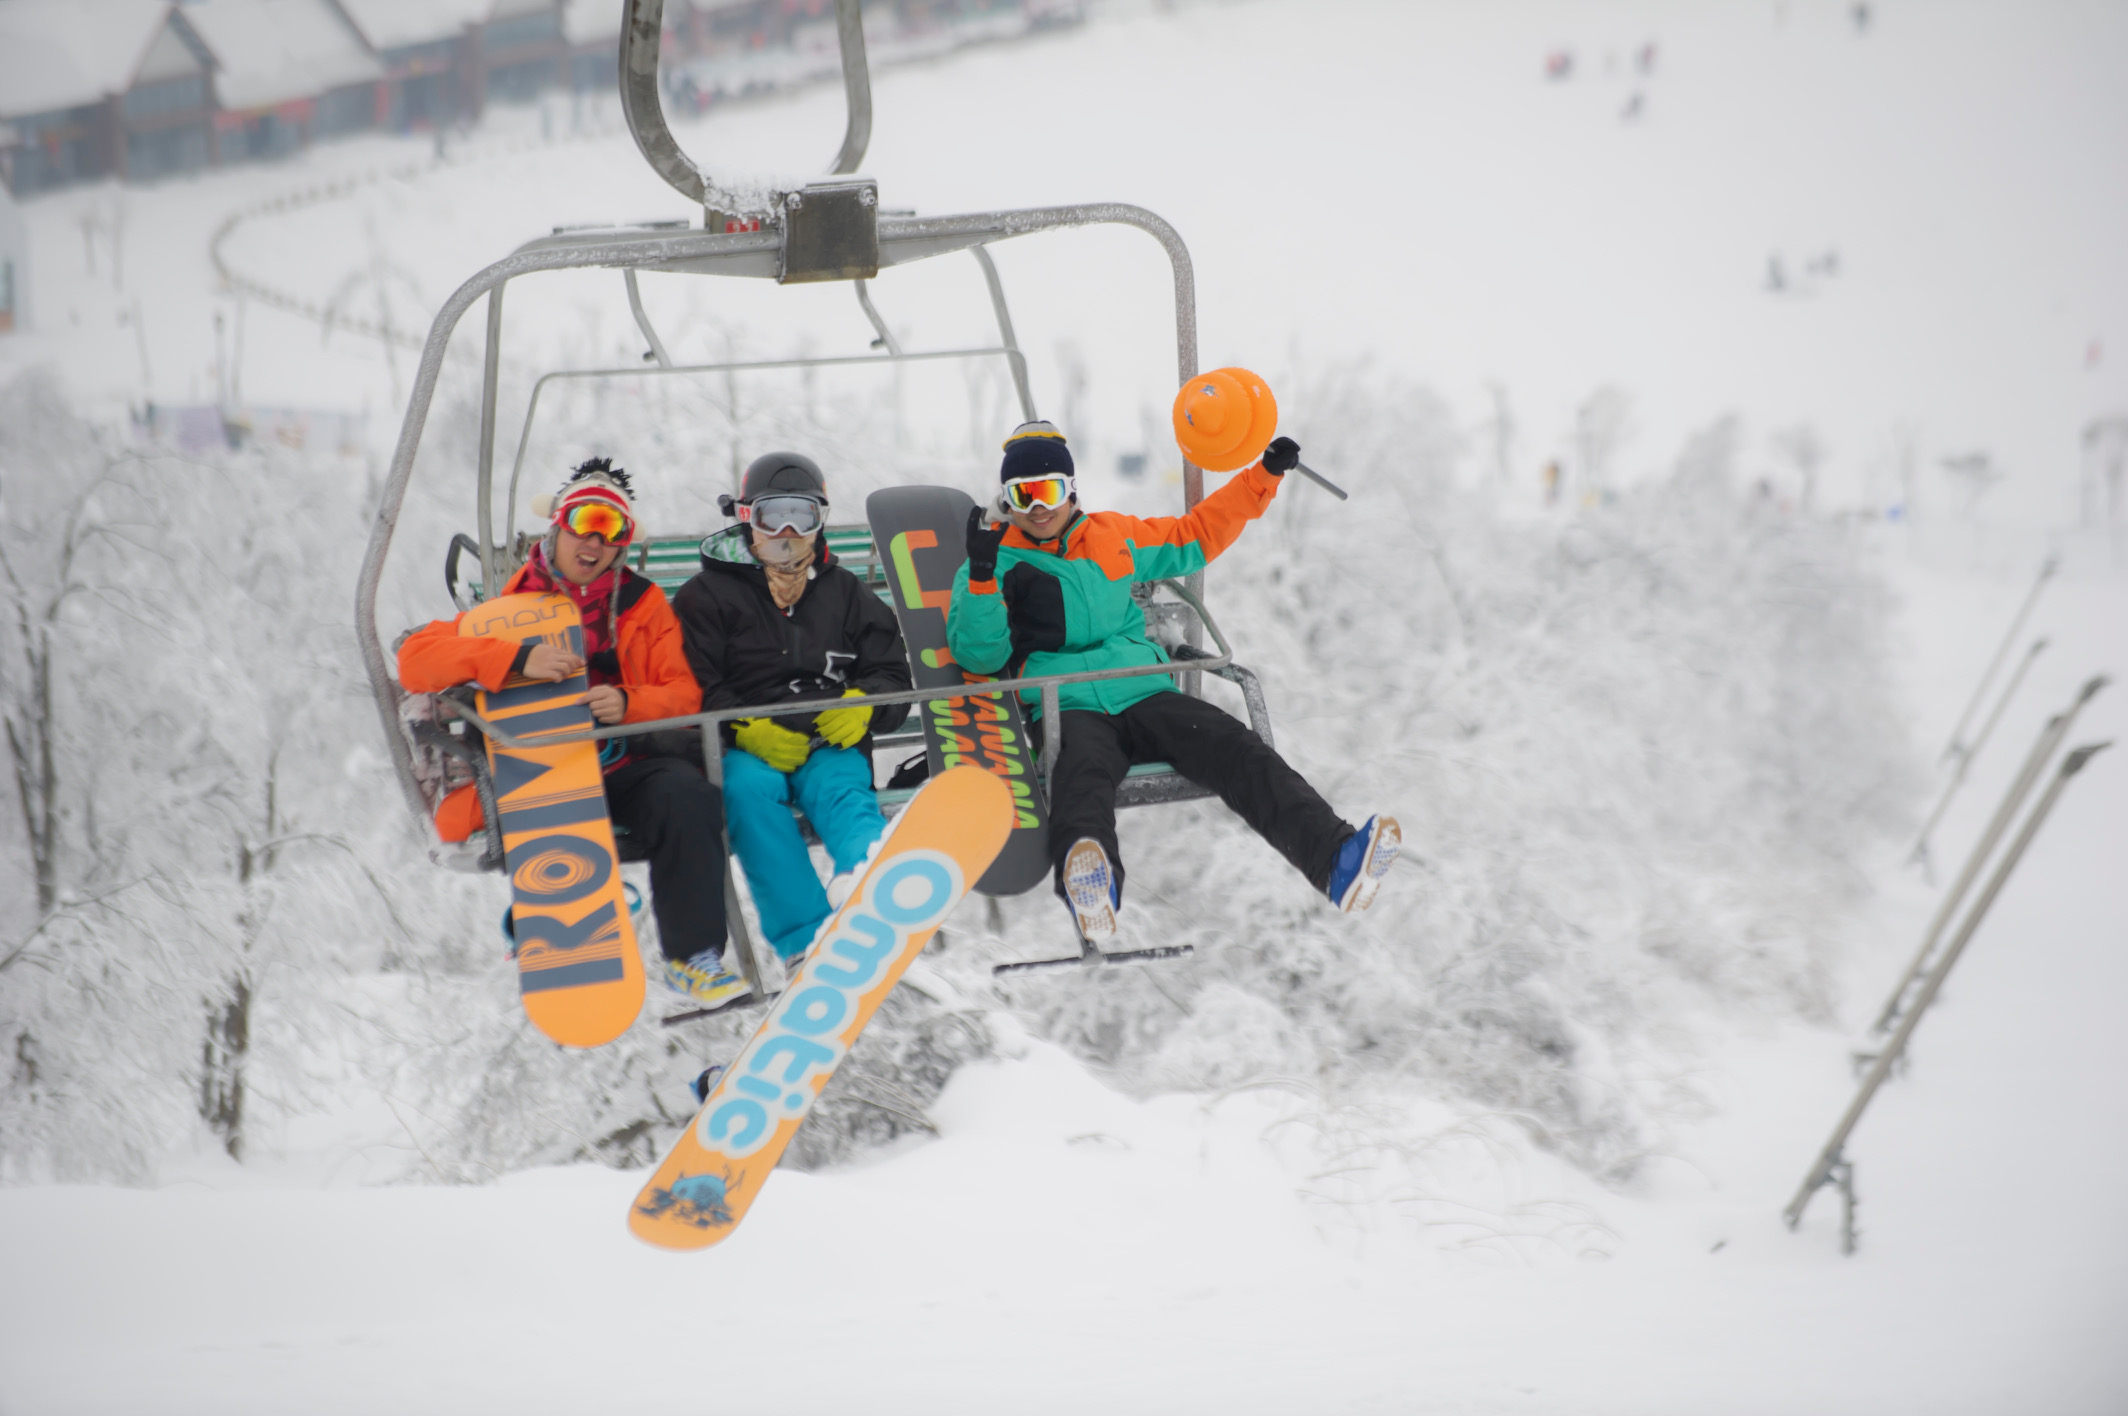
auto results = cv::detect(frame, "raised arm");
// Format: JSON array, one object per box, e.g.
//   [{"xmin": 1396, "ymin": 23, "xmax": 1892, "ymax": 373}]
[
  {"xmin": 1112, "ymin": 460, "xmax": 1283, "ymax": 582},
  {"xmin": 946, "ymin": 507, "xmax": 1013, "ymax": 675}
]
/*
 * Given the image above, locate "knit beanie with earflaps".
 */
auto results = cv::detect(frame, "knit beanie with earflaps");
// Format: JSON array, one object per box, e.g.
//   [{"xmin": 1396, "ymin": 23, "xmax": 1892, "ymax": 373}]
[
  {"xmin": 532, "ymin": 457, "xmax": 637, "ymax": 546},
  {"xmin": 529, "ymin": 457, "xmax": 637, "ymax": 644}
]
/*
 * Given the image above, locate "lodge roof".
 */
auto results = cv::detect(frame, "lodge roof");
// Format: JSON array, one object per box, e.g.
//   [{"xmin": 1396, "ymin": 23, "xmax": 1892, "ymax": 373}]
[
  {"xmin": 186, "ymin": 0, "xmax": 385, "ymax": 112},
  {"xmin": 0, "ymin": 0, "xmax": 186, "ymax": 119}
]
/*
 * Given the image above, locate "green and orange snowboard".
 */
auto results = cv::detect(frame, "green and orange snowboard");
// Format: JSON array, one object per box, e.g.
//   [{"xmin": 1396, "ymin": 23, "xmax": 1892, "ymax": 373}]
[
  {"xmin": 462, "ymin": 593, "xmax": 644, "ymax": 1049},
  {"xmin": 629, "ymin": 765, "xmax": 1014, "ymax": 1250},
  {"xmin": 865, "ymin": 485, "xmax": 1050, "ymax": 896}
]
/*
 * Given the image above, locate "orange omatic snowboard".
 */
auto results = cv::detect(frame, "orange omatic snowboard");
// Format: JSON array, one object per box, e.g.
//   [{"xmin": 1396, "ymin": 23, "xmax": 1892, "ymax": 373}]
[
  {"xmin": 462, "ymin": 593, "xmax": 645, "ymax": 1048},
  {"xmin": 629, "ymin": 765, "xmax": 1014, "ymax": 1250}
]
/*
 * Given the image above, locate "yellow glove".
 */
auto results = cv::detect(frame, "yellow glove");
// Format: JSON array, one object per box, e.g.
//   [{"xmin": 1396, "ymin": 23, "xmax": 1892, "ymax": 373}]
[
  {"xmin": 733, "ymin": 716, "xmax": 812, "ymax": 772},
  {"xmin": 813, "ymin": 687, "xmax": 873, "ymax": 749}
]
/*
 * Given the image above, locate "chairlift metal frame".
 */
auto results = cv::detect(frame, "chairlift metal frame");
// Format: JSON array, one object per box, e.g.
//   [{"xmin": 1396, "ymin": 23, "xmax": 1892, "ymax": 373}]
[{"xmin": 357, "ymin": 0, "xmax": 1274, "ymax": 992}]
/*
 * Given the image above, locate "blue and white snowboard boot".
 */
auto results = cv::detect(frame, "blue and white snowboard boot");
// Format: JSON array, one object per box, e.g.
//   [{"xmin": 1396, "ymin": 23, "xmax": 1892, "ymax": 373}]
[
  {"xmin": 1327, "ymin": 814, "xmax": 1401, "ymax": 914},
  {"xmin": 1062, "ymin": 837, "xmax": 1121, "ymax": 941}
]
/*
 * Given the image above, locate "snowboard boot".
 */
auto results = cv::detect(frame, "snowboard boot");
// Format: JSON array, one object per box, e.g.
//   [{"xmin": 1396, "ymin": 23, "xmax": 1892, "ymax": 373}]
[
  {"xmin": 664, "ymin": 950, "xmax": 754, "ymax": 1009},
  {"xmin": 1062, "ymin": 837, "xmax": 1120, "ymax": 942},
  {"xmin": 1327, "ymin": 814, "xmax": 1401, "ymax": 914}
]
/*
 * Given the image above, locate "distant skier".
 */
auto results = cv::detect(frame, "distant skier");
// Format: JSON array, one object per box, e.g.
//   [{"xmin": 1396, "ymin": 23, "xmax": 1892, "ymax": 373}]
[
  {"xmin": 674, "ymin": 452, "xmax": 914, "ymax": 971},
  {"xmin": 948, "ymin": 422, "xmax": 1401, "ymax": 942},
  {"xmin": 396, "ymin": 459, "xmax": 742, "ymax": 1006}
]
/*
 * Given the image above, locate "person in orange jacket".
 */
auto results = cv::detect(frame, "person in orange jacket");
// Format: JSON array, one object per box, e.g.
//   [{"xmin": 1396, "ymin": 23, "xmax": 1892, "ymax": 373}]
[{"xmin": 398, "ymin": 459, "xmax": 749, "ymax": 1009}]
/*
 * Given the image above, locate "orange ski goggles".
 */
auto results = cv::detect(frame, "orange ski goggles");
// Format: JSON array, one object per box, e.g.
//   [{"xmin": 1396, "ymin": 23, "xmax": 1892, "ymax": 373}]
[
  {"xmin": 1003, "ymin": 474, "xmax": 1074, "ymax": 513},
  {"xmin": 560, "ymin": 500, "xmax": 634, "ymax": 545}
]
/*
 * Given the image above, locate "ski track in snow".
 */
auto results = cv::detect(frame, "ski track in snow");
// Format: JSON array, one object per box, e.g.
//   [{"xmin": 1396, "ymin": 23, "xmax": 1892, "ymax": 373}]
[{"xmin": 3, "ymin": 1, "xmax": 2126, "ymax": 1411}]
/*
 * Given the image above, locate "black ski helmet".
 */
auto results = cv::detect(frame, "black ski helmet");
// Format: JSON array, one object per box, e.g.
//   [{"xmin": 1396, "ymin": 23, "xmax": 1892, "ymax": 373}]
[{"xmin": 719, "ymin": 451, "xmax": 827, "ymax": 518}]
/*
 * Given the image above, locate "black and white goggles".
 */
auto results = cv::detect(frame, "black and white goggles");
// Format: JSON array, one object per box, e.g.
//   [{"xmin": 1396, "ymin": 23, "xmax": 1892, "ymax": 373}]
[{"xmin": 739, "ymin": 494, "xmax": 824, "ymax": 536}]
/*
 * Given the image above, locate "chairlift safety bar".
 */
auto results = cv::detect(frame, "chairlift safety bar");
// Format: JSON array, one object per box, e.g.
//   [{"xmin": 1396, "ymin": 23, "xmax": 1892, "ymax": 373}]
[{"xmin": 433, "ymin": 579, "xmax": 1237, "ymax": 763}]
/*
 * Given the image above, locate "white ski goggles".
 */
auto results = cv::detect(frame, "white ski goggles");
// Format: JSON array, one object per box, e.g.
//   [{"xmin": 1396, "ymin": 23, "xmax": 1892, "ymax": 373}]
[
  {"xmin": 1003, "ymin": 474, "xmax": 1075, "ymax": 513},
  {"xmin": 739, "ymin": 494, "xmax": 824, "ymax": 536}
]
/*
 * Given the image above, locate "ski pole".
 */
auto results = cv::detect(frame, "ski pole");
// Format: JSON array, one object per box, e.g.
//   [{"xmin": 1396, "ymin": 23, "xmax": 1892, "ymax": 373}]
[
  {"xmin": 1908, "ymin": 637, "xmax": 2048, "ymax": 867},
  {"xmin": 1939, "ymin": 557, "xmax": 2057, "ymax": 765},
  {"xmin": 1294, "ymin": 460, "xmax": 1349, "ymax": 500},
  {"xmin": 1785, "ymin": 739, "xmax": 2111, "ymax": 1235}
]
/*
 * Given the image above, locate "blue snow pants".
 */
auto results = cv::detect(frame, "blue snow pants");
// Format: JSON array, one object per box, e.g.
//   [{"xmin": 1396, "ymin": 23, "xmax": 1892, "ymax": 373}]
[{"xmin": 722, "ymin": 744, "xmax": 886, "ymax": 961}]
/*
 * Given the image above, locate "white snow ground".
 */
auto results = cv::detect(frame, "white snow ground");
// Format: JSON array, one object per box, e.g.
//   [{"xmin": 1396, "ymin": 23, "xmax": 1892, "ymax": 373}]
[{"xmin": 2, "ymin": 2, "xmax": 2125, "ymax": 1412}]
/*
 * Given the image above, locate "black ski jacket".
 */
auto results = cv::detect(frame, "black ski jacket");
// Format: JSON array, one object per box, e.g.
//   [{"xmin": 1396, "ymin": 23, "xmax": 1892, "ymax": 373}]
[{"xmin": 672, "ymin": 527, "xmax": 912, "ymax": 745}]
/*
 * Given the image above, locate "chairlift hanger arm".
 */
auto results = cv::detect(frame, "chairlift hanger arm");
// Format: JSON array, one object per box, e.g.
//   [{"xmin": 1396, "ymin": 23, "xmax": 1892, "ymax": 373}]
[{"xmin": 620, "ymin": 0, "xmax": 871, "ymax": 218}]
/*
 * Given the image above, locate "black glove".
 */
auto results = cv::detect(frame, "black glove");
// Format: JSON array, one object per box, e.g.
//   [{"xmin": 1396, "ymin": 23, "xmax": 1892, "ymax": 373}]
[
  {"xmin": 1261, "ymin": 436, "xmax": 1300, "ymax": 476},
  {"xmin": 964, "ymin": 504, "xmax": 1008, "ymax": 581}
]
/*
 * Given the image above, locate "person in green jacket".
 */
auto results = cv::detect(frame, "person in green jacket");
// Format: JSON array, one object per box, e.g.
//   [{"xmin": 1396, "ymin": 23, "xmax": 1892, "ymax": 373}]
[{"xmin": 948, "ymin": 421, "xmax": 1400, "ymax": 942}]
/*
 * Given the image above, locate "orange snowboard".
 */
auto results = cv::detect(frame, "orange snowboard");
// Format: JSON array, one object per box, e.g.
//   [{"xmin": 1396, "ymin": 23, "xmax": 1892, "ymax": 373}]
[
  {"xmin": 463, "ymin": 593, "xmax": 645, "ymax": 1048},
  {"xmin": 629, "ymin": 765, "xmax": 1014, "ymax": 1250}
]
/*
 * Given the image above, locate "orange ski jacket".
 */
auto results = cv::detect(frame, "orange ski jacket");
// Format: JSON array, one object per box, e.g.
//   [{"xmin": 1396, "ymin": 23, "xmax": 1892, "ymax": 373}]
[
  {"xmin": 395, "ymin": 557, "xmax": 702, "ymax": 817},
  {"xmin": 399, "ymin": 562, "xmax": 700, "ymax": 842},
  {"xmin": 397, "ymin": 562, "xmax": 701, "ymax": 726}
]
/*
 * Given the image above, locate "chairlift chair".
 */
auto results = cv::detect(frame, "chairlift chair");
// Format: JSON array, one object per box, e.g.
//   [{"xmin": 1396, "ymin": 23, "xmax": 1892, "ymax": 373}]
[{"xmin": 360, "ymin": 0, "xmax": 1281, "ymax": 995}]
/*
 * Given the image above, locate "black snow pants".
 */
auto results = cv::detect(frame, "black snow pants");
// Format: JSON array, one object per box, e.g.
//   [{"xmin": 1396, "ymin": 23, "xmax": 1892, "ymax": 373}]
[
  {"xmin": 605, "ymin": 756, "xmax": 727, "ymax": 964},
  {"xmin": 1041, "ymin": 690, "xmax": 1354, "ymax": 905}
]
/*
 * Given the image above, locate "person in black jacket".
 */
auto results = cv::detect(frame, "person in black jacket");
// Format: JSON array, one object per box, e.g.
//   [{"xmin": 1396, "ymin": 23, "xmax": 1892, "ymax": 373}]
[{"xmin": 673, "ymin": 452, "xmax": 913, "ymax": 967}]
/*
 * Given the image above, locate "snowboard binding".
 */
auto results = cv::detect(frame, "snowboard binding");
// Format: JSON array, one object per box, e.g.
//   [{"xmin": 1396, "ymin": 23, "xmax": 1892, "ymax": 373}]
[
  {"xmin": 994, "ymin": 836, "xmax": 1194, "ymax": 977},
  {"xmin": 992, "ymin": 930, "xmax": 1195, "ymax": 978}
]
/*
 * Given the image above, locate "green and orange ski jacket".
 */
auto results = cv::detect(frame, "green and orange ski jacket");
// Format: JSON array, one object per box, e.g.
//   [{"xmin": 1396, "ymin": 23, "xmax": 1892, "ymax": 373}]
[{"xmin": 946, "ymin": 461, "xmax": 1282, "ymax": 718}]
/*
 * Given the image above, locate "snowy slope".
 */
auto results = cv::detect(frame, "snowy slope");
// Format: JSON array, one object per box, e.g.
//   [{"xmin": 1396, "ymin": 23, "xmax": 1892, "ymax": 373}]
[{"xmin": 2, "ymin": 2, "xmax": 2125, "ymax": 1412}]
